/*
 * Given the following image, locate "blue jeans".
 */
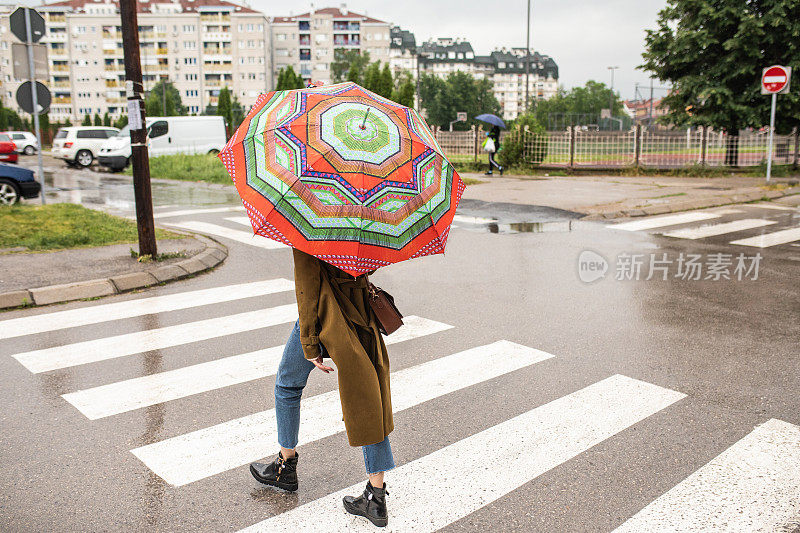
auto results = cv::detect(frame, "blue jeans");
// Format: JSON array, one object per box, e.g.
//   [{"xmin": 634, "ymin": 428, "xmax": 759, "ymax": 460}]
[{"xmin": 274, "ymin": 320, "xmax": 395, "ymax": 475}]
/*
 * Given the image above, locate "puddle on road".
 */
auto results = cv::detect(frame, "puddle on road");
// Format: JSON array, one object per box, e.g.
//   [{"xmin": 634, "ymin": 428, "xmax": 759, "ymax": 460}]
[
  {"xmin": 38, "ymin": 169, "xmax": 240, "ymax": 213},
  {"xmin": 486, "ymin": 220, "xmax": 576, "ymax": 234}
]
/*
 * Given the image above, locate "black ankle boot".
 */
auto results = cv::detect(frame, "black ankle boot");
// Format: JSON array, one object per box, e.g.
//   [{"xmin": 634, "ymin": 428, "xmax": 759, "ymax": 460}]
[
  {"xmin": 343, "ymin": 480, "xmax": 389, "ymax": 527},
  {"xmin": 249, "ymin": 450, "xmax": 299, "ymax": 492}
]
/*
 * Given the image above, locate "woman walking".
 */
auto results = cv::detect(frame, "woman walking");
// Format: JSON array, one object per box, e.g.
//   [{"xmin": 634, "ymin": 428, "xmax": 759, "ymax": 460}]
[
  {"xmin": 249, "ymin": 247, "xmax": 394, "ymax": 528},
  {"xmin": 485, "ymin": 125, "xmax": 504, "ymax": 175}
]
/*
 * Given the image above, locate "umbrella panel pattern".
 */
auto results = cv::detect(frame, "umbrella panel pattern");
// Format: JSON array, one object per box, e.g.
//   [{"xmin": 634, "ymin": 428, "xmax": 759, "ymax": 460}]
[{"xmin": 219, "ymin": 82, "xmax": 465, "ymax": 276}]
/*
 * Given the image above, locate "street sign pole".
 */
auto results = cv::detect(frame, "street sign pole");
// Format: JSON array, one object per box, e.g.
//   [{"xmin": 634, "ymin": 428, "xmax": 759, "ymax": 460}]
[
  {"xmin": 766, "ymin": 92, "xmax": 777, "ymax": 183},
  {"xmin": 120, "ymin": 0, "xmax": 157, "ymax": 257},
  {"xmin": 24, "ymin": 8, "xmax": 45, "ymax": 204}
]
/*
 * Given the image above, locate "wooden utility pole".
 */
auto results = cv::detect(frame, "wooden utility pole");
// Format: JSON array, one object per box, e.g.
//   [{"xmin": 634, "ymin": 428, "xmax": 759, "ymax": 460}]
[{"xmin": 120, "ymin": 0, "xmax": 157, "ymax": 257}]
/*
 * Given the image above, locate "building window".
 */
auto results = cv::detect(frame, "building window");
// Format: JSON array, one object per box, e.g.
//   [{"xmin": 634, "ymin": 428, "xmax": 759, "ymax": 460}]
[{"xmin": 183, "ymin": 25, "xmax": 195, "ymax": 33}]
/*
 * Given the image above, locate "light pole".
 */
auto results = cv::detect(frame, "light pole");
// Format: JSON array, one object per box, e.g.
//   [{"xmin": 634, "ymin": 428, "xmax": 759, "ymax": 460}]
[
  {"xmin": 524, "ymin": 0, "xmax": 531, "ymax": 114},
  {"xmin": 607, "ymin": 65, "xmax": 618, "ymax": 128}
]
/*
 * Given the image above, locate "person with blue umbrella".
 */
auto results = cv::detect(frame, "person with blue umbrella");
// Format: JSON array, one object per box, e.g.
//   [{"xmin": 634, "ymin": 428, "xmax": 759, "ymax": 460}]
[{"xmin": 475, "ymin": 113, "xmax": 506, "ymax": 176}]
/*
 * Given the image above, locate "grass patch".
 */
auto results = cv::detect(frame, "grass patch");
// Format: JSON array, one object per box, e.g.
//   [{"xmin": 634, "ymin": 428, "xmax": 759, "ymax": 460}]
[
  {"xmin": 130, "ymin": 248, "xmax": 188, "ymax": 262},
  {"xmin": 125, "ymin": 153, "xmax": 230, "ymax": 184},
  {"xmin": 0, "ymin": 203, "xmax": 182, "ymax": 251},
  {"xmin": 462, "ymin": 177, "xmax": 487, "ymax": 185}
]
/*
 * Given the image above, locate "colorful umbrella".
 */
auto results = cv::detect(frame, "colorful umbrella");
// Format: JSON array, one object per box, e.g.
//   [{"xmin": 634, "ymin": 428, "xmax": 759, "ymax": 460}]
[{"xmin": 218, "ymin": 82, "xmax": 465, "ymax": 276}]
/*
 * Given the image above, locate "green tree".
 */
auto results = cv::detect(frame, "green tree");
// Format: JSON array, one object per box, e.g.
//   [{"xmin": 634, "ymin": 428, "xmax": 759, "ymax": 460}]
[
  {"xmin": 113, "ymin": 115, "xmax": 127, "ymax": 129},
  {"xmin": 532, "ymin": 80, "xmax": 625, "ymax": 130},
  {"xmin": 331, "ymin": 49, "xmax": 371, "ymax": 84},
  {"xmin": 418, "ymin": 72, "xmax": 501, "ymax": 131},
  {"xmin": 391, "ymin": 72, "xmax": 416, "ymax": 107},
  {"xmin": 103, "ymin": 112, "xmax": 111, "ymax": 126},
  {"xmin": 82, "ymin": 114, "xmax": 92, "ymax": 126},
  {"xmin": 641, "ymin": 0, "xmax": 800, "ymax": 165},
  {"xmin": 93, "ymin": 113, "xmax": 102, "ymax": 126},
  {"xmin": 0, "ymin": 98, "xmax": 24, "ymax": 130},
  {"xmin": 377, "ymin": 63, "xmax": 394, "ymax": 99},
  {"xmin": 498, "ymin": 113, "xmax": 547, "ymax": 168},
  {"xmin": 144, "ymin": 79, "xmax": 187, "ymax": 117},
  {"xmin": 276, "ymin": 66, "xmax": 304, "ymax": 90},
  {"xmin": 217, "ymin": 86, "xmax": 232, "ymax": 128},
  {"xmin": 362, "ymin": 61, "xmax": 381, "ymax": 93}
]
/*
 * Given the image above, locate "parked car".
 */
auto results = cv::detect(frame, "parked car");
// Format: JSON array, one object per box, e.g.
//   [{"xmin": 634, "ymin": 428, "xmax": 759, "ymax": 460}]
[
  {"xmin": 0, "ymin": 163, "xmax": 40, "ymax": 205},
  {"xmin": 52, "ymin": 126, "xmax": 119, "ymax": 167},
  {"xmin": 4, "ymin": 131, "xmax": 39, "ymax": 155},
  {"xmin": 0, "ymin": 133, "xmax": 18, "ymax": 164},
  {"xmin": 98, "ymin": 116, "xmax": 226, "ymax": 171}
]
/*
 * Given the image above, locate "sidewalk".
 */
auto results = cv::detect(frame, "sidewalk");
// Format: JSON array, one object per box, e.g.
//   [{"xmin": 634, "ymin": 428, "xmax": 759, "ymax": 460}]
[
  {"xmin": 0, "ymin": 234, "xmax": 227, "ymax": 310},
  {"xmin": 459, "ymin": 172, "xmax": 800, "ymax": 219}
]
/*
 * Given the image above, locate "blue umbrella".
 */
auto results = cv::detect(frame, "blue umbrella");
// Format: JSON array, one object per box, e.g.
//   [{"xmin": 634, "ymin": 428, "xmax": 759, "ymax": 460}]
[{"xmin": 474, "ymin": 113, "xmax": 506, "ymax": 129}]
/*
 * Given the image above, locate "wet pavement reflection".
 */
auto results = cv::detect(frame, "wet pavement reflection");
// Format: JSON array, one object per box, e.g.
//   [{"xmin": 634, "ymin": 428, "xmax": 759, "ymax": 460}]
[{"xmin": 38, "ymin": 169, "xmax": 241, "ymax": 214}]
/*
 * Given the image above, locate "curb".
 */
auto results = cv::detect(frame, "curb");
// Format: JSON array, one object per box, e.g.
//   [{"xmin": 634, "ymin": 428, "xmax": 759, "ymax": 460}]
[
  {"xmin": 0, "ymin": 234, "xmax": 228, "ymax": 311},
  {"xmin": 582, "ymin": 186, "xmax": 800, "ymax": 221}
]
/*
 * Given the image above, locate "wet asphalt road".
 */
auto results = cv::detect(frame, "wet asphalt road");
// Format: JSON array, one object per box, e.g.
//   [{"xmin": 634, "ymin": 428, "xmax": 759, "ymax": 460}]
[{"xmin": 2, "ymin": 170, "xmax": 800, "ymax": 531}]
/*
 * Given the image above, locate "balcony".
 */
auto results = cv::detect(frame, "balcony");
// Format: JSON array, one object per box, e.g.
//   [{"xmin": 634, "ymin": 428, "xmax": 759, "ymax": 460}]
[
  {"xmin": 298, "ymin": 21, "xmax": 310, "ymax": 31},
  {"xmin": 203, "ymin": 63, "xmax": 233, "ymax": 72},
  {"xmin": 47, "ymin": 32, "xmax": 68, "ymax": 42},
  {"xmin": 53, "ymin": 96, "xmax": 71, "ymax": 104},
  {"xmin": 52, "ymin": 64, "xmax": 70, "ymax": 72},
  {"xmin": 106, "ymin": 97, "xmax": 126, "ymax": 104},
  {"xmin": 299, "ymin": 35, "xmax": 310, "ymax": 46},
  {"xmin": 204, "ymin": 32, "xmax": 232, "ymax": 41},
  {"xmin": 333, "ymin": 35, "xmax": 360, "ymax": 46},
  {"xmin": 50, "ymin": 47, "xmax": 68, "ymax": 56},
  {"xmin": 47, "ymin": 14, "xmax": 66, "ymax": 23},
  {"xmin": 103, "ymin": 31, "xmax": 122, "ymax": 39},
  {"xmin": 52, "ymin": 81, "xmax": 70, "ymax": 88},
  {"xmin": 103, "ymin": 48, "xmax": 122, "ymax": 56},
  {"xmin": 104, "ymin": 63, "xmax": 124, "ymax": 72},
  {"xmin": 156, "ymin": 47, "xmax": 168, "ymax": 55},
  {"xmin": 299, "ymin": 49, "xmax": 311, "ymax": 61},
  {"xmin": 105, "ymin": 80, "xmax": 121, "ymax": 88},
  {"xmin": 201, "ymin": 13, "xmax": 230, "ymax": 22}
]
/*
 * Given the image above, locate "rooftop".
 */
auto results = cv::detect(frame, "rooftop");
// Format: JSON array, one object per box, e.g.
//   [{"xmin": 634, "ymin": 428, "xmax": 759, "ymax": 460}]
[
  {"xmin": 39, "ymin": 0, "xmax": 258, "ymax": 14},
  {"xmin": 272, "ymin": 5, "xmax": 386, "ymax": 24}
]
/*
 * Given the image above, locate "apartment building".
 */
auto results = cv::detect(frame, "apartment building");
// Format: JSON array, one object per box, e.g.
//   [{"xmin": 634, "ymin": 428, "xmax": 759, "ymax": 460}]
[
  {"xmin": 0, "ymin": 0, "xmax": 269, "ymax": 122},
  {"xmin": 270, "ymin": 5, "xmax": 390, "ymax": 86},
  {"xmin": 416, "ymin": 37, "xmax": 559, "ymax": 120},
  {"xmin": 388, "ymin": 26, "xmax": 416, "ymax": 79}
]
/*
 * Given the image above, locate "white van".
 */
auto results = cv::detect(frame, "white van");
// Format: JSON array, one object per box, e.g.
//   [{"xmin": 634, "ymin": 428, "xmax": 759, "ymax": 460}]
[{"xmin": 98, "ymin": 115, "xmax": 227, "ymax": 171}]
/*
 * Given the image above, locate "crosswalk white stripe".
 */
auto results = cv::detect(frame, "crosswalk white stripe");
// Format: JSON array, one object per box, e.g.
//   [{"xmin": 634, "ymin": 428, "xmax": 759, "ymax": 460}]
[
  {"xmin": 225, "ymin": 216, "xmax": 252, "ymax": 227},
  {"xmin": 452, "ymin": 214, "xmax": 496, "ymax": 224},
  {"xmin": 240, "ymin": 375, "xmax": 686, "ymax": 532},
  {"xmin": 131, "ymin": 339, "xmax": 549, "ymax": 487},
  {"xmin": 61, "ymin": 316, "xmax": 452, "ymax": 420},
  {"xmin": 12, "ymin": 305, "xmax": 299, "ymax": 374},
  {"xmin": 742, "ymin": 203, "xmax": 798, "ymax": 211},
  {"xmin": 606, "ymin": 212, "xmax": 720, "ymax": 232},
  {"xmin": 730, "ymin": 227, "xmax": 800, "ymax": 248},
  {"xmin": 614, "ymin": 418, "xmax": 800, "ymax": 533},
  {"xmin": 165, "ymin": 221, "xmax": 287, "ymax": 249},
  {"xmin": 660, "ymin": 219, "xmax": 777, "ymax": 240},
  {"xmin": 0, "ymin": 279, "xmax": 294, "ymax": 341},
  {"xmin": 153, "ymin": 206, "xmax": 245, "ymax": 219}
]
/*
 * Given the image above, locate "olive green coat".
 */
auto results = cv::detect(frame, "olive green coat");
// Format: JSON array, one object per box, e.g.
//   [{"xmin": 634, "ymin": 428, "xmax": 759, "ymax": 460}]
[{"xmin": 292, "ymin": 248, "xmax": 394, "ymax": 447}]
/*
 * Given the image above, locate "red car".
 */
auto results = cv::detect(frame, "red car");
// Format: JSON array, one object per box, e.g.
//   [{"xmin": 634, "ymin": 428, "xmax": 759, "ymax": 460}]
[{"xmin": 0, "ymin": 133, "xmax": 18, "ymax": 164}]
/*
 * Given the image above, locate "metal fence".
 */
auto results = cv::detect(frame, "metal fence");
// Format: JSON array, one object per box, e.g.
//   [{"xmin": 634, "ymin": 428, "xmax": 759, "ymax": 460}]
[{"xmin": 433, "ymin": 126, "xmax": 800, "ymax": 170}]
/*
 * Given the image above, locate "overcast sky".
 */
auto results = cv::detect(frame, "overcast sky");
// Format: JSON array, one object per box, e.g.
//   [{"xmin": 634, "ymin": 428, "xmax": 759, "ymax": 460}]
[{"xmin": 249, "ymin": 0, "xmax": 671, "ymax": 100}]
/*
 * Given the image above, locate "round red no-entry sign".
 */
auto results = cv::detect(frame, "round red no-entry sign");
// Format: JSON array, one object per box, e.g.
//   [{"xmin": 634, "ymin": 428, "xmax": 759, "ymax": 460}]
[{"xmin": 762, "ymin": 65, "xmax": 789, "ymax": 93}]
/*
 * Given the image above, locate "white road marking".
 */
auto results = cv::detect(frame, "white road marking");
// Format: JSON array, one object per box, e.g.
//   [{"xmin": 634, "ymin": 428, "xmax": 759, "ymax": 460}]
[
  {"xmin": 606, "ymin": 212, "xmax": 720, "ymax": 232},
  {"xmin": 660, "ymin": 219, "xmax": 777, "ymax": 240},
  {"xmin": 225, "ymin": 216, "xmax": 252, "ymax": 227},
  {"xmin": 0, "ymin": 279, "xmax": 294, "ymax": 341},
  {"xmin": 730, "ymin": 227, "xmax": 800, "ymax": 248},
  {"xmin": 742, "ymin": 203, "xmax": 798, "ymax": 211},
  {"xmin": 12, "ymin": 305, "xmax": 299, "ymax": 374},
  {"xmin": 240, "ymin": 375, "xmax": 685, "ymax": 532},
  {"xmin": 614, "ymin": 419, "xmax": 800, "ymax": 533},
  {"xmin": 62, "ymin": 316, "xmax": 452, "ymax": 420},
  {"xmin": 452, "ymin": 214, "xmax": 497, "ymax": 224},
  {"xmin": 165, "ymin": 221, "xmax": 287, "ymax": 249},
  {"xmin": 710, "ymin": 208, "xmax": 744, "ymax": 215},
  {"xmin": 131, "ymin": 339, "xmax": 549, "ymax": 486},
  {"xmin": 153, "ymin": 206, "xmax": 244, "ymax": 219}
]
